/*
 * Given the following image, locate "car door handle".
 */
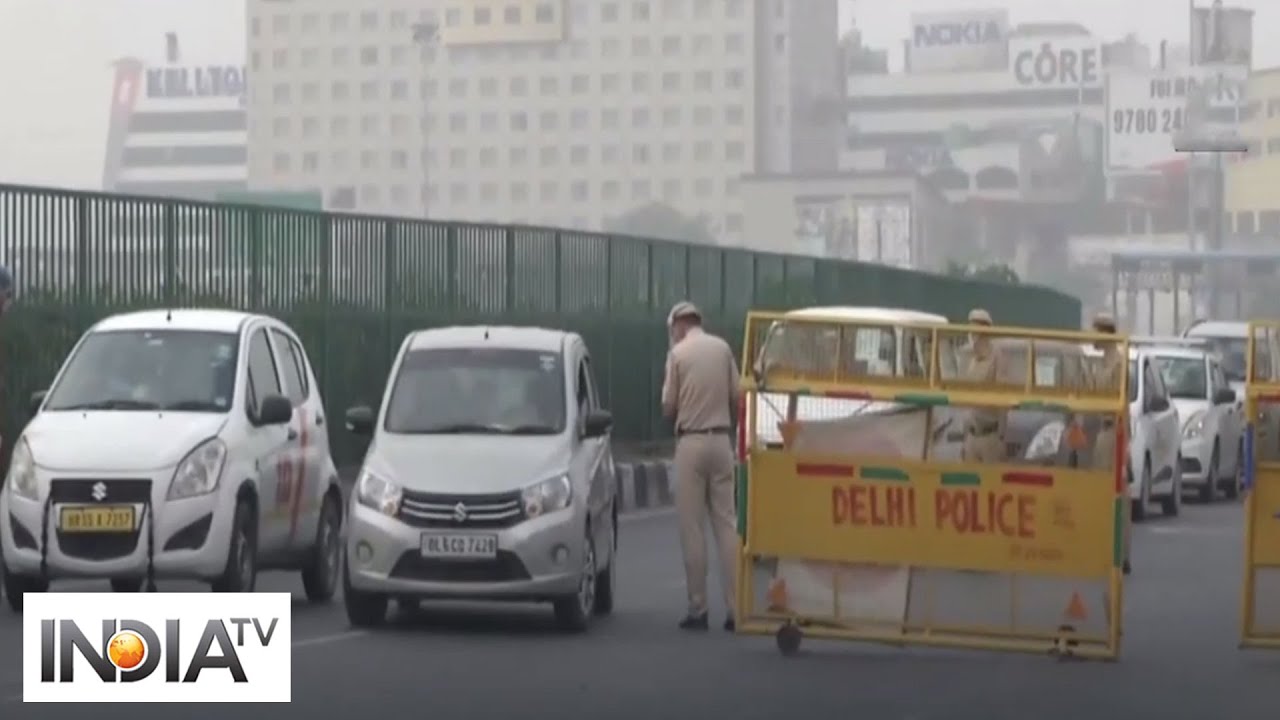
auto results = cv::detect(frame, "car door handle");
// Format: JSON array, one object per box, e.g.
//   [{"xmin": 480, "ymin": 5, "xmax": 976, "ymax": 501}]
[
  {"xmin": 315, "ymin": 414, "xmax": 324, "ymax": 427},
  {"xmin": 287, "ymin": 428, "xmax": 299, "ymax": 441}
]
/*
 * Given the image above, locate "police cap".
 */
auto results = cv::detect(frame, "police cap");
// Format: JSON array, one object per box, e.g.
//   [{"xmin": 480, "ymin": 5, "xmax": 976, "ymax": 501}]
[
  {"xmin": 967, "ymin": 308, "xmax": 993, "ymax": 326},
  {"xmin": 667, "ymin": 300, "xmax": 702, "ymax": 326},
  {"xmin": 1092, "ymin": 312, "xmax": 1117, "ymax": 333}
]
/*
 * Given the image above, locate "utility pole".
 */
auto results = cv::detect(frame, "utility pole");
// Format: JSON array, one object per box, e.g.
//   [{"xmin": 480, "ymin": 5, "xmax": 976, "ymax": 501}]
[{"xmin": 411, "ymin": 22, "xmax": 440, "ymax": 218}]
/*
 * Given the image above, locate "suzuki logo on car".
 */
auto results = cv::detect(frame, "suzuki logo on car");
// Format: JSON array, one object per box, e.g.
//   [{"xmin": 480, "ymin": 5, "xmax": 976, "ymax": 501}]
[
  {"xmin": 91, "ymin": 482, "xmax": 108, "ymax": 502},
  {"xmin": 453, "ymin": 503, "xmax": 468, "ymax": 522}
]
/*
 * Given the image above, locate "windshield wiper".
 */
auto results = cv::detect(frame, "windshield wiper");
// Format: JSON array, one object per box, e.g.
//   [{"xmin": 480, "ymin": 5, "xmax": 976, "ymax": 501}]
[
  {"xmin": 52, "ymin": 398, "xmax": 161, "ymax": 411},
  {"xmin": 501, "ymin": 424, "xmax": 559, "ymax": 435},
  {"xmin": 407, "ymin": 423, "xmax": 508, "ymax": 434},
  {"xmin": 163, "ymin": 400, "xmax": 226, "ymax": 412}
]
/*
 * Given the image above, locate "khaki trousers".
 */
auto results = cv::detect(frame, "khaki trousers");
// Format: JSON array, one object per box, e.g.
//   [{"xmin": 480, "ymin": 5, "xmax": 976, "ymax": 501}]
[
  {"xmin": 673, "ymin": 433, "xmax": 740, "ymax": 616},
  {"xmin": 1093, "ymin": 425, "xmax": 1131, "ymax": 565},
  {"xmin": 962, "ymin": 430, "xmax": 1004, "ymax": 462}
]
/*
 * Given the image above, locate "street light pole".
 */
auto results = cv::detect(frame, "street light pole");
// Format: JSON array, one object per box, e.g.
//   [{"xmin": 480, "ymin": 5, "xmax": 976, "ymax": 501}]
[{"xmin": 412, "ymin": 22, "xmax": 439, "ymax": 218}]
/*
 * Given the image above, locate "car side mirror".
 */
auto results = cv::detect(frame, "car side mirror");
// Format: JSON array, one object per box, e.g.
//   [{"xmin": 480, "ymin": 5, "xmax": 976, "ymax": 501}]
[
  {"xmin": 1145, "ymin": 395, "xmax": 1170, "ymax": 414},
  {"xmin": 29, "ymin": 389, "xmax": 47, "ymax": 415},
  {"xmin": 582, "ymin": 409, "xmax": 613, "ymax": 439},
  {"xmin": 256, "ymin": 394, "xmax": 294, "ymax": 426},
  {"xmin": 345, "ymin": 405, "xmax": 375, "ymax": 436},
  {"xmin": 1214, "ymin": 387, "xmax": 1237, "ymax": 405}
]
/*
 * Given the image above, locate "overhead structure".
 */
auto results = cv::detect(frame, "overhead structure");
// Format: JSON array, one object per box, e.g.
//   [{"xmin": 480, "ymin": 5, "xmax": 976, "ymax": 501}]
[{"xmin": 1109, "ymin": 250, "xmax": 1280, "ymax": 332}]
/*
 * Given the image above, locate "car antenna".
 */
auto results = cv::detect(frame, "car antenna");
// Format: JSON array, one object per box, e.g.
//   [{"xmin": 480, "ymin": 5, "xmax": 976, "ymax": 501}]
[
  {"xmin": 166, "ymin": 307, "xmax": 172, "ymax": 322},
  {"xmin": 484, "ymin": 327, "xmax": 489, "ymax": 340}
]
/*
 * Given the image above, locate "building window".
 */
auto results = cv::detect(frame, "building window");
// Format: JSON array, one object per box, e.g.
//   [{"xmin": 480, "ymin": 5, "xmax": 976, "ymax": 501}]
[
  {"xmin": 511, "ymin": 112, "xmax": 529, "ymax": 131},
  {"xmin": 510, "ymin": 147, "xmax": 528, "ymax": 166},
  {"xmin": 632, "ymin": 73, "xmax": 649, "ymax": 92},
  {"xmin": 360, "ymin": 46, "xmax": 378, "ymax": 65},
  {"xmin": 272, "ymin": 49, "xmax": 288, "ymax": 68},
  {"xmin": 725, "ymin": 105, "xmax": 744, "ymax": 125},
  {"xmin": 391, "ymin": 150, "xmax": 408, "ymax": 169},
  {"xmin": 570, "ymin": 145, "xmax": 588, "ymax": 164},
  {"xmin": 1261, "ymin": 210, "xmax": 1280, "ymax": 234},
  {"xmin": 535, "ymin": 2, "xmax": 555, "ymax": 22},
  {"xmin": 571, "ymin": 181, "xmax": 589, "ymax": 201},
  {"xmin": 725, "ymin": 69, "xmax": 744, "ymax": 89},
  {"xmin": 272, "ymin": 84, "xmax": 291, "ymax": 102},
  {"xmin": 540, "ymin": 181, "xmax": 558, "ymax": 201},
  {"xmin": 662, "ymin": 143, "xmax": 680, "ymax": 162},
  {"xmin": 602, "ymin": 109, "xmax": 619, "ymax": 129},
  {"xmin": 273, "ymin": 153, "xmax": 290, "ymax": 172},
  {"xmin": 601, "ymin": 73, "xmax": 620, "ymax": 93},
  {"xmin": 449, "ymin": 148, "xmax": 466, "ymax": 167},
  {"xmin": 662, "ymin": 36, "xmax": 681, "ymax": 54},
  {"xmin": 390, "ymin": 79, "xmax": 408, "ymax": 99},
  {"xmin": 725, "ymin": 141, "xmax": 745, "ymax": 161},
  {"xmin": 272, "ymin": 117, "xmax": 290, "ymax": 137},
  {"xmin": 571, "ymin": 109, "xmax": 589, "ymax": 130},
  {"xmin": 361, "ymin": 150, "xmax": 377, "ymax": 169},
  {"xmin": 540, "ymin": 111, "xmax": 559, "ymax": 130},
  {"xmin": 571, "ymin": 74, "xmax": 589, "ymax": 93},
  {"xmin": 511, "ymin": 183, "xmax": 529, "ymax": 202},
  {"xmin": 632, "ymin": 1, "xmax": 650, "ymax": 20},
  {"xmin": 632, "ymin": 145, "xmax": 649, "ymax": 163},
  {"xmin": 479, "ymin": 147, "xmax": 497, "ymax": 167},
  {"xmin": 360, "ymin": 81, "xmax": 377, "ymax": 100},
  {"xmin": 632, "ymin": 36, "xmax": 650, "ymax": 56},
  {"xmin": 303, "ymin": 152, "xmax": 318, "ymax": 172},
  {"xmin": 329, "ymin": 12, "xmax": 348, "ymax": 31},
  {"xmin": 480, "ymin": 77, "xmax": 498, "ymax": 96},
  {"xmin": 330, "ymin": 116, "xmax": 349, "ymax": 136},
  {"xmin": 601, "ymin": 144, "xmax": 620, "ymax": 163},
  {"xmin": 360, "ymin": 11, "xmax": 378, "ymax": 29},
  {"xmin": 450, "ymin": 113, "xmax": 466, "ymax": 131},
  {"xmin": 480, "ymin": 112, "xmax": 499, "ymax": 131},
  {"xmin": 601, "ymin": 2, "xmax": 618, "ymax": 21},
  {"xmin": 1238, "ymin": 211, "xmax": 1256, "ymax": 234},
  {"xmin": 504, "ymin": 6, "xmax": 521, "ymax": 23},
  {"xmin": 510, "ymin": 77, "xmax": 528, "ymax": 95},
  {"xmin": 602, "ymin": 181, "xmax": 620, "ymax": 201},
  {"xmin": 474, "ymin": 6, "xmax": 491, "ymax": 24},
  {"xmin": 726, "ymin": 33, "xmax": 744, "ymax": 54},
  {"xmin": 632, "ymin": 108, "xmax": 650, "ymax": 127},
  {"xmin": 1268, "ymin": 137, "xmax": 1280, "ymax": 154},
  {"xmin": 695, "ymin": 71, "xmax": 713, "ymax": 91}
]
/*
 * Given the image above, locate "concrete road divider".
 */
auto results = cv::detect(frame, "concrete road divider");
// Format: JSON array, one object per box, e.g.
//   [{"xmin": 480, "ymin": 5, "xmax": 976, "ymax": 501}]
[{"xmin": 613, "ymin": 460, "xmax": 675, "ymax": 513}]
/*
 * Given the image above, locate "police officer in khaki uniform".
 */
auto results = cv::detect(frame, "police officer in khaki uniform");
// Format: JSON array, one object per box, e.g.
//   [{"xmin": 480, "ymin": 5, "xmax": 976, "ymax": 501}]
[
  {"xmin": 661, "ymin": 301, "xmax": 742, "ymax": 632},
  {"xmin": 963, "ymin": 308, "xmax": 1006, "ymax": 462},
  {"xmin": 1087, "ymin": 312, "xmax": 1132, "ymax": 574}
]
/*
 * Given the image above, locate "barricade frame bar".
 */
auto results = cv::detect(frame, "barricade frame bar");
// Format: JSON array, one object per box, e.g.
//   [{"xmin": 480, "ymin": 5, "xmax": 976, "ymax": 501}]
[
  {"xmin": 734, "ymin": 311, "xmax": 1129, "ymax": 661},
  {"xmin": 1241, "ymin": 320, "xmax": 1280, "ymax": 648}
]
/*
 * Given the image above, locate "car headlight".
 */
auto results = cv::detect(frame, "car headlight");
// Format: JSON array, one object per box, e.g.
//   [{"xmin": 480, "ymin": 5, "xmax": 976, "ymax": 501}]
[
  {"xmin": 1024, "ymin": 422, "xmax": 1064, "ymax": 460},
  {"xmin": 1182, "ymin": 411, "xmax": 1206, "ymax": 439},
  {"xmin": 522, "ymin": 474, "xmax": 572, "ymax": 519},
  {"xmin": 167, "ymin": 438, "xmax": 227, "ymax": 500},
  {"xmin": 5, "ymin": 437, "xmax": 38, "ymax": 501},
  {"xmin": 356, "ymin": 470, "xmax": 402, "ymax": 516}
]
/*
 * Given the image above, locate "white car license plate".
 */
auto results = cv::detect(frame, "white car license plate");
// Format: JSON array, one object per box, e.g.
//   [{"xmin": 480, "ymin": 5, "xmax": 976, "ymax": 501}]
[{"xmin": 420, "ymin": 533, "xmax": 498, "ymax": 559}]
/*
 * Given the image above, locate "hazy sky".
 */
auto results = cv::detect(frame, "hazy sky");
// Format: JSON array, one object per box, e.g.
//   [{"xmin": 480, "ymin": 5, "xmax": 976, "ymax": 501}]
[{"xmin": 0, "ymin": 0, "xmax": 1274, "ymax": 190}]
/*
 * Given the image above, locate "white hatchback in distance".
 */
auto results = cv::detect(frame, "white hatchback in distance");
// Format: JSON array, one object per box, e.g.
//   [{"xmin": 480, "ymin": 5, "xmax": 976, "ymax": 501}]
[
  {"xmin": 1, "ymin": 309, "xmax": 344, "ymax": 610},
  {"xmin": 1146, "ymin": 345, "xmax": 1243, "ymax": 501},
  {"xmin": 1126, "ymin": 347, "xmax": 1184, "ymax": 520}
]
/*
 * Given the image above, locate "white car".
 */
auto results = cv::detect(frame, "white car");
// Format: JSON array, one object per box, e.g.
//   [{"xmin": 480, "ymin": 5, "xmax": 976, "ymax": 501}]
[
  {"xmin": 1, "ymin": 309, "xmax": 344, "ymax": 610},
  {"xmin": 1145, "ymin": 345, "xmax": 1243, "ymax": 502},
  {"xmin": 1125, "ymin": 347, "xmax": 1184, "ymax": 520},
  {"xmin": 1183, "ymin": 320, "xmax": 1250, "ymax": 395}
]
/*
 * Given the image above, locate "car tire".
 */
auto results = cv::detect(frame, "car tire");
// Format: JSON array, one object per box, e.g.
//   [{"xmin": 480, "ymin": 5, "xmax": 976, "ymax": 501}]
[
  {"xmin": 110, "ymin": 578, "xmax": 143, "ymax": 593},
  {"xmin": 553, "ymin": 528, "xmax": 597, "ymax": 633},
  {"xmin": 1131, "ymin": 461, "xmax": 1150, "ymax": 522},
  {"xmin": 1162, "ymin": 457, "xmax": 1181, "ymax": 516},
  {"xmin": 1, "ymin": 562, "xmax": 47, "ymax": 613},
  {"xmin": 301, "ymin": 494, "xmax": 342, "ymax": 604},
  {"xmin": 1225, "ymin": 443, "xmax": 1243, "ymax": 500},
  {"xmin": 212, "ymin": 498, "xmax": 258, "ymax": 593},
  {"xmin": 342, "ymin": 557, "xmax": 387, "ymax": 627},
  {"xmin": 593, "ymin": 513, "xmax": 616, "ymax": 617},
  {"xmin": 1200, "ymin": 446, "xmax": 1219, "ymax": 503}
]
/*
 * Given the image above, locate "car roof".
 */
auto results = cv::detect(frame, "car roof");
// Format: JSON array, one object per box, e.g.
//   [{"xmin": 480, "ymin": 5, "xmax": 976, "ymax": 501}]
[
  {"xmin": 783, "ymin": 306, "xmax": 948, "ymax": 325},
  {"xmin": 1184, "ymin": 320, "xmax": 1248, "ymax": 339},
  {"xmin": 406, "ymin": 325, "xmax": 571, "ymax": 353},
  {"xmin": 1144, "ymin": 346, "xmax": 1208, "ymax": 360},
  {"xmin": 91, "ymin": 309, "xmax": 257, "ymax": 334}
]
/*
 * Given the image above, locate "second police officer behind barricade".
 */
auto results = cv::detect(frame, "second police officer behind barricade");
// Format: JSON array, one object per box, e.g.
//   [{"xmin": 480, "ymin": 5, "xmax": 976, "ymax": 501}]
[
  {"xmin": 963, "ymin": 308, "xmax": 1006, "ymax": 463},
  {"xmin": 661, "ymin": 301, "xmax": 742, "ymax": 633},
  {"xmin": 1087, "ymin": 311, "xmax": 1132, "ymax": 574}
]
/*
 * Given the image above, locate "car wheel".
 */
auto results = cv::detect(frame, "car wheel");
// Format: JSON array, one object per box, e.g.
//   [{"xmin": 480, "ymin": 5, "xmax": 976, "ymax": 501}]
[
  {"xmin": 1162, "ymin": 456, "xmax": 1181, "ymax": 516},
  {"xmin": 593, "ymin": 512, "xmax": 616, "ymax": 616},
  {"xmin": 2, "ymin": 561, "xmax": 47, "ymax": 613},
  {"xmin": 342, "ymin": 555, "xmax": 388, "ymax": 627},
  {"xmin": 212, "ymin": 498, "xmax": 258, "ymax": 593},
  {"xmin": 1225, "ymin": 443, "xmax": 1243, "ymax": 500},
  {"xmin": 553, "ymin": 529, "xmax": 597, "ymax": 633},
  {"xmin": 1131, "ymin": 461, "xmax": 1150, "ymax": 522},
  {"xmin": 110, "ymin": 578, "xmax": 143, "ymax": 593},
  {"xmin": 1200, "ymin": 446, "xmax": 1218, "ymax": 503},
  {"xmin": 301, "ymin": 494, "xmax": 342, "ymax": 604}
]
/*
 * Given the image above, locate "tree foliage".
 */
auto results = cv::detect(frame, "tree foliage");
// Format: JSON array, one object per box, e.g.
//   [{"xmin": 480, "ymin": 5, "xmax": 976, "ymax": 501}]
[
  {"xmin": 944, "ymin": 261, "xmax": 1021, "ymax": 285},
  {"xmin": 605, "ymin": 203, "xmax": 716, "ymax": 244}
]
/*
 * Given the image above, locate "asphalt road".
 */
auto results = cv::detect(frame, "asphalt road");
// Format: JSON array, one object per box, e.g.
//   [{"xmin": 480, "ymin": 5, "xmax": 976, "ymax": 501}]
[{"xmin": 0, "ymin": 502, "xmax": 1274, "ymax": 719}]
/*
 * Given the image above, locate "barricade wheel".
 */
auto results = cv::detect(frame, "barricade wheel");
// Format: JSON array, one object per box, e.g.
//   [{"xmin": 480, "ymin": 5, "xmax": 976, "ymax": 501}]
[{"xmin": 775, "ymin": 623, "xmax": 802, "ymax": 656}]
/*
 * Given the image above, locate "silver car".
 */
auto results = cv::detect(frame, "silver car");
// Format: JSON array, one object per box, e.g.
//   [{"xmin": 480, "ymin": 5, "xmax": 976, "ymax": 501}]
[{"xmin": 341, "ymin": 326, "xmax": 618, "ymax": 632}]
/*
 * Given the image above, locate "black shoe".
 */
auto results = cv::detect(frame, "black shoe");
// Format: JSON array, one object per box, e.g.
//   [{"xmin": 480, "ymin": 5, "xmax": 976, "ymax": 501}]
[
  {"xmin": 723, "ymin": 617, "xmax": 735, "ymax": 632},
  {"xmin": 678, "ymin": 613, "xmax": 709, "ymax": 631}
]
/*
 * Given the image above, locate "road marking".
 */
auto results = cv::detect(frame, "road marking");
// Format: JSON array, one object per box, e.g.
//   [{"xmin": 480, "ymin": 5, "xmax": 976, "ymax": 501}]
[
  {"xmin": 1147, "ymin": 525, "xmax": 1239, "ymax": 536},
  {"xmin": 1, "ymin": 629, "xmax": 369, "ymax": 703}
]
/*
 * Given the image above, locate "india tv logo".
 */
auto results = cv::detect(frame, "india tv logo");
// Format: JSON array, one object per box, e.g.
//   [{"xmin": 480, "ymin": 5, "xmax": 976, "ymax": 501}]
[{"xmin": 23, "ymin": 592, "xmax": 292, "ymax": 703}]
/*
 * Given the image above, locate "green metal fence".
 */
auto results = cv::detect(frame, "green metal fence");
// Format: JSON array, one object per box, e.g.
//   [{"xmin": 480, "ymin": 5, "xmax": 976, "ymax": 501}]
[{"xmin": 0, "ymin": 184, "xmax": 1081, "ymax": 470}]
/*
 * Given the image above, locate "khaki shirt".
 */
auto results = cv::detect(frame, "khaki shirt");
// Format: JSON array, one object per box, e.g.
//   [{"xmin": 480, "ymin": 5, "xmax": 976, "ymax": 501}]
[
  {"xmin": 662, "ymin": 327, "xmax": 741, "ymax": 432},
  {"xmin": 966, "ymin": 345, "xmax": 1003, "ymax": 427},
  {"xmin": 1089, "ymin": 350, "xmax": 1124, "ymax": 393}
]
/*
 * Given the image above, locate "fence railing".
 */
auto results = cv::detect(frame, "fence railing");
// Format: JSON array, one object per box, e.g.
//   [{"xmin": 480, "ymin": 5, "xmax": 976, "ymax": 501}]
[{"xmin": 0, "ymin": 184, "xmax": 1082, "ymax": 470}]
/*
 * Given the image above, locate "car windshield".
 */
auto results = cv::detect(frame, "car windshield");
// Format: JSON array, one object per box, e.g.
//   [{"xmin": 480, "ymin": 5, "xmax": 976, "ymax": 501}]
[
  {"xmin": 1157, "ymin": 356, "xmax": 1207, "ymax": 400},
  {"xmin": 383, "ymin": 347, "xmax": 566, "ymax": 434},
  {"xmin": 1207, "ymin": 337, "xmax": 1249, "ymax": 382},
  {"xmin": 1128, "ymin": 361, "xmax": 1138, "ymax": 403},
  {"xmin": 44, "ymin": 330, "xmax": 239, "ymax": 412}
]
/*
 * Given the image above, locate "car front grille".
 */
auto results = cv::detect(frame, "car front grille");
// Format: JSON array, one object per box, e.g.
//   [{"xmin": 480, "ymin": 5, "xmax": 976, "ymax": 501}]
[
  {"xmin": 50, "ymin": 479, "xmax": 151, "ymax": 560},
  {"xmin": 398, "ymin": 490, "xmax": 524, "ymax": 529},
  {"xmin": 389, "ymin": 550, "xmax": 531, "ymax": 583}
]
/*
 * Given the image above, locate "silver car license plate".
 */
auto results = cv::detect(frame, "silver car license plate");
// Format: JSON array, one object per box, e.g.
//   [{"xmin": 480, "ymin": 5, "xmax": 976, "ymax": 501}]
[{"xmin": 420, "ymin": 533, "xmax": 498, "ymax": 559}]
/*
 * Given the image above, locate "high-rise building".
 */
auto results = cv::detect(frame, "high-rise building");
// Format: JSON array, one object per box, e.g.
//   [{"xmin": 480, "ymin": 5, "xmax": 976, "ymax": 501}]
[
  {"xmin": 243, "ymin": 0, "xmax": 839, "ymax": 244},
  {"xmin": 102, "ymin": 34, "xmax": 248, "ymax": 200}
]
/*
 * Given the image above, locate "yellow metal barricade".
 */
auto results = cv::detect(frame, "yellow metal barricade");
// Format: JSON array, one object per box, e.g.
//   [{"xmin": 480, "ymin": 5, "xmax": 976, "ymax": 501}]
[
  {"xmin": 734, "ymin": 312, "xmax": 1129, "ymax": 660},
  {"xmin": 1241, "ymin": 320, "xmax": 1280, "ymax": 649}
]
